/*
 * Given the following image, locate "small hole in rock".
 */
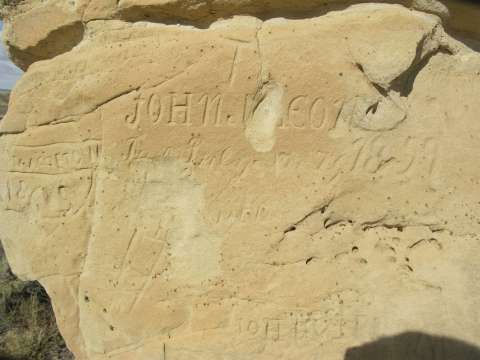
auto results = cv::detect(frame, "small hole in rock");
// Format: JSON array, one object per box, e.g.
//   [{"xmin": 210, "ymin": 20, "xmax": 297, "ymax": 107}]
[
  {"xmin": 284, "ymin": 225, "xmax": 296, "ymax": 233},
  {"xmin": 366, "ymin": 102, "xmax": 379, "ymax": 115}
]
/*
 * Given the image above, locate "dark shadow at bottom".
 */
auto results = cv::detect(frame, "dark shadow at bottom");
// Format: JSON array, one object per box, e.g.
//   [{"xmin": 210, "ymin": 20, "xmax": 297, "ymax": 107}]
[{"xmin": 345, "ymin": 332, "xmax": 480, "ymax": 360}]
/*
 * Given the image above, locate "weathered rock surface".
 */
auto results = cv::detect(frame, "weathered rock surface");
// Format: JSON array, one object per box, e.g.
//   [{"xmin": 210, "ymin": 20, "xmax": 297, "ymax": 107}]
[
  {"xmin": 0, "ymin": 88, "xmax": 73, "ymax": 360},
  {"xmin": 1, "ymin": 0, "xmax": 480, "ymax": 69},
  {"xmin": 1, "ymin": 2, "xmax": 480, "ymax": 360}
]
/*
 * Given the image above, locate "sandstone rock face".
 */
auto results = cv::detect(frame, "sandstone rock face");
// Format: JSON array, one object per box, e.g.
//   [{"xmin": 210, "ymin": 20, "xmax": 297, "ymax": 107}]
[
  {"xmin": 1, "ymin": 0, "xmax": 480, "ymax": 69},
  {"xmin": 1, "ymin": 2, "xmax": 480, "ymax": 360}
]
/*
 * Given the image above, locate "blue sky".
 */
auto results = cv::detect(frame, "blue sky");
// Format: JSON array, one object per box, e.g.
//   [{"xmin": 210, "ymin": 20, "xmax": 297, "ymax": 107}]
[{"xmin": 0, "ymin": 20, "xmax": 23, "ymax": 89}]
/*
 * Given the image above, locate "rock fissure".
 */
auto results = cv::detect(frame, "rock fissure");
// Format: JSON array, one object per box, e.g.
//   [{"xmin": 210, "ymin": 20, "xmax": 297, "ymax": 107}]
[{"xmin": 2, "ymin": 2, "xmax": 480, "ymax": 359}]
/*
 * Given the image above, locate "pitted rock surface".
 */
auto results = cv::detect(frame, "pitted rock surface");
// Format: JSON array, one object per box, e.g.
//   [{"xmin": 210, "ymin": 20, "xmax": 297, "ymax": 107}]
[{"xmin": 1, "ymin": 2, "xmax": 480, "ymax": 360}]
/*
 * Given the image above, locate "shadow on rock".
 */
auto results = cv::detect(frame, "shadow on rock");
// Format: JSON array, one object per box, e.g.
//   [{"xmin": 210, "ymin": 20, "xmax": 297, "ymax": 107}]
[{"xmin": 345, "ymin": 332, "xmax": 480, "ymax": 360}]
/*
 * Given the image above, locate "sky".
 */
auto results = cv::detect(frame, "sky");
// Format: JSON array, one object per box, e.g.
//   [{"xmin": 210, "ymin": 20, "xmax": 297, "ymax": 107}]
[{"xmin": 0, "ymin": 21, "xmax": 23, "ymax": 90}]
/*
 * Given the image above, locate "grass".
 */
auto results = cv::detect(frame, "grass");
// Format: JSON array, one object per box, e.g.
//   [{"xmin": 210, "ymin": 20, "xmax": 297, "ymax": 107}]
[
  {"xmin": 0, "ymin": 91, "xmax": 9, "ymax": 120},
  {"xmin": 0, "ymin": 245, "xmax": 73, "ymax": 360}
]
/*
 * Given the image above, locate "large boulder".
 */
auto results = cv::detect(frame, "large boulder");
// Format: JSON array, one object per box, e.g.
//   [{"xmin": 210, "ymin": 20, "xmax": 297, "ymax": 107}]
[
  {"xmin": 1, "ymin": 2, "xmax": 480, "ymax": 360},
  {"xmin": 1, "ymin": 0, "xmax": 479, "ymax": 70}
]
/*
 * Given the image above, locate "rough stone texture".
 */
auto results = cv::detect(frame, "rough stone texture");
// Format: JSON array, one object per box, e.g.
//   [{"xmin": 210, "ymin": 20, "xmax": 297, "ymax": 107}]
[
  {"xmin": 1, "ymin": 0, "xmax": 480, "ymax": 69},
  {"xmin": 1, "ymin": 91, "xmax": 74, "ymax": 360},
  {"xmin": 1, "ymin": 2, "xmax": 480, "ymax": 360}
]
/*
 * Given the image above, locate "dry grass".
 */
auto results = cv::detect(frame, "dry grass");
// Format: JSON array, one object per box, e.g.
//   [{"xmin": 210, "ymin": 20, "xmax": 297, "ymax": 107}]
[
  {"xmin": 0, "ymin": 91, "xmax": 9, "ymax": 120},
  {"xmin": 0, "ymin": 245, "xmax": 73, "ymax": 360}
]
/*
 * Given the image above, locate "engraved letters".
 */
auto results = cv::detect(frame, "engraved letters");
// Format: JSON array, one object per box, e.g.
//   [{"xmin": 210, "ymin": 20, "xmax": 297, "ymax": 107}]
[{"xmin": 124, "ymin": 91, "xmax": 339, "ymax": 130}]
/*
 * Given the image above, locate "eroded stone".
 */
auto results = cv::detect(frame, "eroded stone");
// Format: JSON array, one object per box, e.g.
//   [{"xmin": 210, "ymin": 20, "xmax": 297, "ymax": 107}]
[
  {"xmin": 1, "ymin": 3, "xmax": 480, "ymax": 360},
  {"xmin": 2, "ymin": 0, "xmax": 480, "ymax": 70}
]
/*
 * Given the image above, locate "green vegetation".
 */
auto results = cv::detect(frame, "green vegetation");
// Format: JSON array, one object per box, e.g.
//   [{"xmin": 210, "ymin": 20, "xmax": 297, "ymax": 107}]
[
  {"xmin": 0, "ymin": 0, "xmax": 24, "ymax": 18},
  {"xmin": 0, "ymin": 244, "xmax": 73, "ymax": 360},
  {"xmin": 0, "ymin": 1, "xmax": 23, "ymax": 9},
  {"xmin": 0, "ymin": 91, "xmax": 8, "ymax": 120}
]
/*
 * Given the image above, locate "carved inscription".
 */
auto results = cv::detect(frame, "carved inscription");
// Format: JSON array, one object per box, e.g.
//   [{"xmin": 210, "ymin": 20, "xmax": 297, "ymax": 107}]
[
  {"xmin": 237, "ymin": 311, "xmax": 343, "ymax": 344},
  {"xmin": 235, "ymin": 291, "xmax": 359, "ymax": 346},
  {"xmin": 123, "ymin": 92, "xmax": 340, "ymax": 130},
  {"xmin": 282, "ymin": 96, "xmax": 340, "ymax": 130},
  {"xmin": 1, "ymin": 170, "xmax": 94, "ymax": 217},
  {"xmin": 124, "ymin": 135, "xmax": 437, "ymax": 183},
  {"xmin": 8, "ymin": 141, "xmax": 101, "ymax": 174},
  {"xmin": 0, "ymin": 141, "xmax": 99, "ymax": 217}
]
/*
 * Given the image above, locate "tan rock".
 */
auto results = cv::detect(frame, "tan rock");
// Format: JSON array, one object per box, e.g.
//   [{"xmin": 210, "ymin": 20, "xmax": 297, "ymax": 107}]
[
  {"xmin": 1, "ymin": 2, "xmax": 480, "ymax": 360},
  {"xmin": 411, "ymin": 0, "xmax": 449, "ymax": 18},
  {"xmin": 1, "ymin": 0, "xmax": 84, "ymax": 70},
  {"xmin": 2, "ymin": 0, "xmax": 480, "ymax": 70}
]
